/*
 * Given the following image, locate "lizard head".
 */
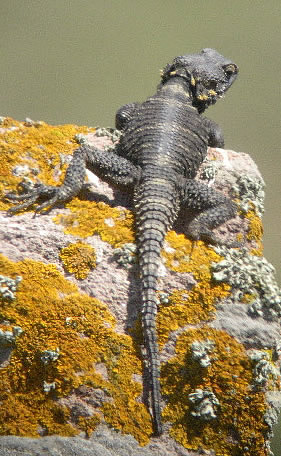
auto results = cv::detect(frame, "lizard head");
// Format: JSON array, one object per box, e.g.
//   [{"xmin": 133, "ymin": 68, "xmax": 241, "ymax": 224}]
[{"xmin": 161, "ymin": 48, "xmax": 238, "ymax": 113}]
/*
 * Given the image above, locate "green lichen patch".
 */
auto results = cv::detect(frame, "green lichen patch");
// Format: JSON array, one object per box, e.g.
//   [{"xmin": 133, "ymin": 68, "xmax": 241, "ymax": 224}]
[
  {"xmin": 59, "ymin": 242, "xmax": 97, "ymax": 279},
  {"xmin": 158, "ymin": 232, "xmax": 230, "ymax": 346},
  {"xmin": 161, "ymin": 327, "xmax": 269, "ymax": 456},
  {"xmin": 0, "ymin": 254, "xmax": 152, "ymax": 443},
  {"xmin": 54, "ymin": 199, "xmax": 134, "ymax": 247},
  {"xmin": 0, "ymin": 117, "xmax": 96, "ymax": 211}
]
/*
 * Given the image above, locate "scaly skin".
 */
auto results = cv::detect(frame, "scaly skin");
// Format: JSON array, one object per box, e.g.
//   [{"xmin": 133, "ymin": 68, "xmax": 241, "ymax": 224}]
[{"xmin": 6, "ymin": 48, "xmax": 239, "ymax": 435}]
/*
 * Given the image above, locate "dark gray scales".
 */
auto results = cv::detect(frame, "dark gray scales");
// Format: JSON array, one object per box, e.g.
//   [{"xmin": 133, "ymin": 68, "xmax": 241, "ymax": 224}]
[{"xmin": 6, "ymin": 48, "xmax": 239, "ymax": 435}]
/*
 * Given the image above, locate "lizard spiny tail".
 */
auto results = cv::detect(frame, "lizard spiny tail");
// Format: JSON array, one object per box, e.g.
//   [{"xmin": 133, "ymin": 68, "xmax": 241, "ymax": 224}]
[{"xmin": 134, "ymin": 179, "xmax": 180, "ymax": 435}]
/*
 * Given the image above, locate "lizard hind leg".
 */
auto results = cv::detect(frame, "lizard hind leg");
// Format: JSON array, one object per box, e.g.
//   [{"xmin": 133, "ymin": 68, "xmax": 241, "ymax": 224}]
[{"xmin": 182, "ymin": 179, "xmax": 238, "ymax": 246}]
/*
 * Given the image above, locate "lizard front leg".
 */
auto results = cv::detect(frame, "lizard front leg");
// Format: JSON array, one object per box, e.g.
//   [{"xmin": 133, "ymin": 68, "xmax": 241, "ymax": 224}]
[
  {"xmin": 6, "ymin": 144, "xmax": 141, "ymax": 214},
  {"xmin": 203, "ymin": 118, "xmax": 225, "ymax": 148},
  {"xmin": 115, "ymin": 102, "xmax": 140, "ymax": 130}
]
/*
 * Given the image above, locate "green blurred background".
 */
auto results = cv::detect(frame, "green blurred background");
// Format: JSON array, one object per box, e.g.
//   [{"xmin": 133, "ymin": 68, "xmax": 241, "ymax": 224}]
[{"xmin": 0, "ymin": 0, "xmax": 280, "ymax": 451}]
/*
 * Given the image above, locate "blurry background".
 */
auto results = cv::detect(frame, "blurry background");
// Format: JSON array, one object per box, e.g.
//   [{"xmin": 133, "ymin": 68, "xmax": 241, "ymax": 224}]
[{"xmin": 0, "ymin": 0, "xmax": 280, "ymax": 450}]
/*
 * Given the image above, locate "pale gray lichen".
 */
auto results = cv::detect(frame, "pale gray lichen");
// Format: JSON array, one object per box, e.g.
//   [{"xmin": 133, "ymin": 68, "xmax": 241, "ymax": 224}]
[
  {"xmin": 191, "ymin": 339, "xmax": 215, "ymax": 367},
  {"xmin": 76, "ymin": 128, "xmax": 122, "ymax": 151},
  {"xmin": 95, "ymin": 127, "xmax": 122, "ymax": 143},
  {"xmin": 274, "ymin": 340, "xmax": 281, "ymax": 359},
  {"xmin": 265, "ymin": 391, "xmax": 281, "ymax": 456},
  {"xmin": 65, "ymin": 316, "xmax": 78, "ymax": 328},
  {"xmin": 200, "ymin": 159, "xmax": 219, "ymax": 182},
  {"xmin": 40, "ymin": 348, "xmax": 60, "ymax": 364},
  {"xmin": 232, "ymin": 174, "xmax": 265, "ymax": 217},
  {"xmin": 0, "ymin": 325, "xmax": 23, "ymax": 346},
  {"xmin": 43, "ymin": 381, "xmax": 56, "ymax": 392},
  {"xmin": 74, "ymin": 133, "xmax": 92, "ymax": 146},
  {"xmin": 188, "ymin": 388, "xmax": 219, "ymax": 420},
  {"xmin": 265, "ymin": 391, "xmax": 281, "ymax": 431},
  {"xmin": 158, "ymin": 292, "xmax": 170, "ymax": 305},
  {"xmin": 96, "ymin": 127, "xmax": 122, "ymax": 152},
  {"xmin": 12, "ymin": 164, "xmax": 32, "ymax": 177},
  {"xmin": 212, "ymin": 247, "xmax": 281, "ymax": 321},
  {"xmin": 249, "ymin": 350, "xmax": 279, "ymax": 387},
  {"xmin": 265, "ymin": 403, "xmax": 279, "ymax": 429},
  {"xmin": 0, "ymin": 275, "xmax": 22, "ymax": 301},
  {"xmin": 24, "ymin": 117, "xmax": 43, "ymax": 127},
  {"xmin": 114, "ymin": 243, "xmax": 137, "ymax": 268}
]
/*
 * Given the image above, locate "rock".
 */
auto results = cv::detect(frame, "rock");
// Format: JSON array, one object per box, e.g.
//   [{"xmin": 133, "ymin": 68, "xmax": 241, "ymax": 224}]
[{"xmin": 0, "ymin": 117, "xmax": 280, "ymax": 456}]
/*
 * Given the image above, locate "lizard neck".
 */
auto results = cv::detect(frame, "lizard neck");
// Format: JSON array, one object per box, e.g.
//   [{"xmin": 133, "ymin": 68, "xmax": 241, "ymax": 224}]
[{"xmin": 158, "ymin": 76, "xmax": 195, "ymax": 107}]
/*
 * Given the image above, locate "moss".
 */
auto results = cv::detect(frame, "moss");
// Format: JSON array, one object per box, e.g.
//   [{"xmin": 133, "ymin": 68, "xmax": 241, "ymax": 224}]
[
  {"xmin": 158, "ymin": 232, "xmax": 230, "ymax": 347},
  {"xmin": 0, "ymin": 254, "xmax": 151, "ymax": 443},
  {"xmin": 54, "ymin": 199, "xmax": 134, "ymax": 247},
  {"xmin": 161, "ymin": 327, "xmax": 269, "ymax": 456},
  {"xmin": 59, "ymin": 242, "xmax": 96, "ymax": 279}
]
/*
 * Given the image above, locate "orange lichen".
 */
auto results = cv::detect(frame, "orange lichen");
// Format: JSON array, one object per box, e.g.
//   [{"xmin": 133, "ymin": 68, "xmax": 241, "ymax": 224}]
[
  {"xmin": 161, "ymin": 327, "xmax": 269, "ymax": 456},
  {"xmin": 54, "ymin": 199, "xmax": 134, "ymax": 247},
  {"xmin": 0, "ymin": 254, "xmax": 152, "ymax": 443},
  {"xmin": 158, "ymin": 232, "xmax": 230, "ymax": 346},
  {"xmin": 59, "ymin": 242, "xmax": 96, "ymax": 279},
  {"xmin": 0, "ymin": 117, "xmax": 95, "ymax": 211}
]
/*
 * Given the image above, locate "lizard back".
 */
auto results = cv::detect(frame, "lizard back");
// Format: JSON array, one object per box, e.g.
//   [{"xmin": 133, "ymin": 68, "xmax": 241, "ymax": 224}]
[{"xmin": 119, "ymin": 78, "xmax": 211, "ymax": 435}]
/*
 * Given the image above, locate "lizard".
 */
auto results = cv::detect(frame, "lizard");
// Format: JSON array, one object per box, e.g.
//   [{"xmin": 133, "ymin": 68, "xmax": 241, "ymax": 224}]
[{"xmin": 6, "ymin": 48, "xmax": 239, "ymax": 436}]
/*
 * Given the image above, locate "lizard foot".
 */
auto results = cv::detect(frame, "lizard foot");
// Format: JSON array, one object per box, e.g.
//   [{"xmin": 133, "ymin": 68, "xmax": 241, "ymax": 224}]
[{"xmin": 5, "ymin": 183, "xmax": 64, "ymax": 215}]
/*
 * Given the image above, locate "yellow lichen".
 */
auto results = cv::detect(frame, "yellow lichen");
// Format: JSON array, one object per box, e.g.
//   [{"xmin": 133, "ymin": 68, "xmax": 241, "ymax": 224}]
[
  {"xmin": 158, "ymin": 232, "xmax": 230, "ymax": 346},
  {"xmin": 59, "ymin": 242, "xmax": 96, "ymax": 279},
  {"xmin": 54, "ymin": 199, "xmax": 134, "ymax": 247},
  {"xmin": 0, "ymin": 118, "xmax": 134, "ymax": 247},
  {"xmin": 77, "ymin": 414, "xmax": 101, "ymax": 438},
  {"xmin": 0, "ymin": 117, "xmax": 96, "ymax": 212},
  {"xmin": 161, "ymin": 327, "xmax": 269, "ymax": 456},
  {"xmin": 242, "ymin": 293, "xmax": 257, "ymax": 304},
  {"xmin": 1, "ymin": 118, "xmax": 270, "ymax": 453},
  {"xmin": 0, "ymin": 254, "xmax": 152, "ymax": 443},
  {"xmin": 245, "ymin": 210, "xmax": 264, "ymax": 255}
]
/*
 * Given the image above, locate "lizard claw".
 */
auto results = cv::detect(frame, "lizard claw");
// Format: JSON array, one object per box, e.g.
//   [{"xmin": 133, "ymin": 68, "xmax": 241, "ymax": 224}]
[{"xmin": 5, "ymin": 184, "xmax": 61, "ymax": 215}]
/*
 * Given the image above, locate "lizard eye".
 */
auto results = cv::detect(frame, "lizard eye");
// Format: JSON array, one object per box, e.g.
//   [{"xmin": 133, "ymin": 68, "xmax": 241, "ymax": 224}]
[{"xmin": 223, "ymin": 64, "xmax": 238, "ymax": 77}]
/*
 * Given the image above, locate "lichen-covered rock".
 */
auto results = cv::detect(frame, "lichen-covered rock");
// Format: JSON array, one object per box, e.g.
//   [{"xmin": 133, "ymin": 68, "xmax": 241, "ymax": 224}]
[
  {"xmin": 0, "ymin": 117, "xmax": 280, "ymax": 456},
  {"xmin": 0, "ymin": 425, "xmax": 197, "ymax": 456}
]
